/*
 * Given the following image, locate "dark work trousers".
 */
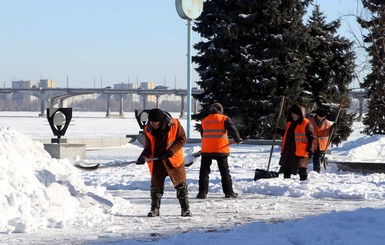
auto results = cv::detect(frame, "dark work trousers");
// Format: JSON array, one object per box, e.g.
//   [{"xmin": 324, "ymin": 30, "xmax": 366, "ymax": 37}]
[
  {"xmin": 312, "ymin": 150, "xmax": 325, "ymax": 173},
  {"xmin": 199, "ymin": 156, "xmax": 233, "ymax": 195}
]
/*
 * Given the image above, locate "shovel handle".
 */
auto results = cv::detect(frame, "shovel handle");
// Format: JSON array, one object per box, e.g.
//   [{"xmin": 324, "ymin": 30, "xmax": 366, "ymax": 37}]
[
  {"xmin": 144, "ymin": 157, "xmax": 158, "ymax": 161},
  {"xmin": 266, "ymin": 96, "xmax": 285, "ymax": 172}
]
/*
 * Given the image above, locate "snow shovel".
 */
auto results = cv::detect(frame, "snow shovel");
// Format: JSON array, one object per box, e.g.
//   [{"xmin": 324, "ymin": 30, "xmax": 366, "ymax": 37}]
[
  {"xmin": 75, "ymin": 154, "xmax": 200, "ymax": 170},
  {"xmin": 184, "ymin": 151, "xmax": 202, "ymax": 167},
  {"xmin": 185, "ymin": 141, "xmax": 239, "ymax": 167},
  {"xmin": 254, "ymin": 96, "xmax": 285, "ymax": 180},
  {"xmin": 74, "ymin": 157, "xmax": 159, "ymax": 170}
]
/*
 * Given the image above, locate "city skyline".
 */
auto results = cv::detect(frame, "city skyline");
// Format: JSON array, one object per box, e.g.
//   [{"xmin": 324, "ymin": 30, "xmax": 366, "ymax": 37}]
[{"xmin": 0, "ymin": 1, "xmax": 361, "ymax": 89}]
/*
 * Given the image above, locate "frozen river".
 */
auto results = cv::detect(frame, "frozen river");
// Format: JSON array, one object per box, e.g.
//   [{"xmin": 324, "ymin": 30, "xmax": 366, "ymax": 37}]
[{"xmin": 0, "ymin": 111, "xmax": 200, "ymax": 140}]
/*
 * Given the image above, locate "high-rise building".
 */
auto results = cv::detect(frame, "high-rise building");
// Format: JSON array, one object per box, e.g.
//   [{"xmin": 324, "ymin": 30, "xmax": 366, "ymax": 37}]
[
  {"xmin": 140, "ymin": 82, "xmax": 156, "ymax": 104},
  {"xmin": 12, "ymin": 80, "xmax": 39, "ymax": 102},
  {"xmin": 113, "ymin": 83, "xmax": 139, "ymax": 103},
  {"xmin": 39, "ymin": 79, "xmax": 56, "ymax": 88}
]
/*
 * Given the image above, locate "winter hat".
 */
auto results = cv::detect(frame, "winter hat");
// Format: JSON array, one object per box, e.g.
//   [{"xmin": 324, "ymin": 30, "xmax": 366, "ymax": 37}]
[
  {"xmin": 210, "ymin": 103, "xmax": 224, "ymax": 113},
  {"xmin": 290, "ymin": 104, "xmax": 303, "ymax": 117},
  {"xmin": 316, "ymin": 108, "xmax": 327, "ymax": 118},
  {"xmin": 148, "ymin": 108, "xmax": 164, "ymax": 122}
]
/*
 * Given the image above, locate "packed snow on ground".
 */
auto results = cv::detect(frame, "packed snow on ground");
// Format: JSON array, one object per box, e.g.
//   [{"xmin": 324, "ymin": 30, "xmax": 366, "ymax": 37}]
[{"xmin": 0, "ymin": 112, "xmax": 385, "ymax": 244}]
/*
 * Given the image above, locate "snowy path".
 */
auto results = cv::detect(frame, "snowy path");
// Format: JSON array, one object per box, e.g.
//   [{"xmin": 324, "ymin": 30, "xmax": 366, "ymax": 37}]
[
  {"xmin": 98, "ymin": 191, "xmax": 385, "ymax": 243},
  {"xmin": 6, "ymin": 141, "xmax": 381, "ymax": 244},
  {"xmin": 2, "ymin": 190, "xmax": 384, "ymax": 245},
  {"xmin": 1, "ymin": 115, "xmax": 385, "ymax": 244}
]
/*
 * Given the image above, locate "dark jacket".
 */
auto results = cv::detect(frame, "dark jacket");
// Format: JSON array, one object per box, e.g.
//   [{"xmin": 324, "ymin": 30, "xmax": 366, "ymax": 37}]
[
  {"xmin": 139, "ymin": 112, "xmax": 187, "ymax": 187},
  {"xmin": 140, "ymin": 113, "xmax": 186, "ymax": 169},
  {"xmin": 279, "ymin": 104, "xmax": 316, "ymax": 169}
]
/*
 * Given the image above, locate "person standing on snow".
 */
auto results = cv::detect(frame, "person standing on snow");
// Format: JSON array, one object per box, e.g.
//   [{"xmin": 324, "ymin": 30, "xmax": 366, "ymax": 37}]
[
  {"xmin": 196, "ymin": 102, "xmax": 242, "ymax": 199},
  {"xmin": 309, "ymin": 108, "xmax": 333, "ymax": 173},
  {"xmin": 279, "ymin": 104, "xmax": 316, "ymax": 181},
  {"xmin": 136, "ymin": 108, "xmax": 192, "ymax": 217}
]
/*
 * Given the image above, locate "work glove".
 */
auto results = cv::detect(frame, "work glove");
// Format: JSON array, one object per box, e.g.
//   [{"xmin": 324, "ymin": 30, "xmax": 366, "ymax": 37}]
[
  {"xmin": 308, "ymin": 152, "xmax": 313, "ymax": 159},
  {"xmin": 236, "ymin": 138, "xmax": 243, "ymax": 145},
  {"xmin": 136, "ymin": 156, "xmax": 146, "ymax": 165},
  {"xmin": 158, "ymin": 150, "xmax": 173, "ymax": 160}
]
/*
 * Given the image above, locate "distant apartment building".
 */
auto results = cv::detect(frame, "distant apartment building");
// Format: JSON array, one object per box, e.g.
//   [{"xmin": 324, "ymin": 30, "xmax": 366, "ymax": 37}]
[
  {"xmin": 111, "ymin": 82, "xmax": 183, "ymax": 108},
  {"xmin": 12, "ymin": 80, "xmax": 38, "ymax": 88},
  {"xmin": 10, "ymin": 79, "xmax": 56, "ymax": 103},
  {"xmin": 12, "ymin": 80, "xmax": 39, "ymax": 102},
  {"xmin": 154, "ymin": 85, "xmax": 181, "ymax": 103},
  {"xmin": 12, "ymin": 79, "xmax": 56, "ymax": 89},
  {"xmin": 39, "ymin": 79, "xmax": 56, "ymax": 88},
  {"xmin": 113, "ymin": 83, "xmax": 139, "ymax": 103},
  {"xmin": 140, "ymin": 82, "xmax": 156, "ymax": 104}
]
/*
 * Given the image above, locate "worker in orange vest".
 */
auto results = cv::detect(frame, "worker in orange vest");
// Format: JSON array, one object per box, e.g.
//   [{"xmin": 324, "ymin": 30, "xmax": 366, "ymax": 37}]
[
  {"xmin": 136, "ymin": 108, "xmax": 191, "ymax": 217},
  {"xmin": 197, "ymin": 103, "xmax": 242, "ymax": 199},
  {"xmin": 279, "ymin": 104, "xmax": 316, "ymax": 181},
  {"xmin": 309, "ymin": 108, "xmax": 332, "ymax": 173}
]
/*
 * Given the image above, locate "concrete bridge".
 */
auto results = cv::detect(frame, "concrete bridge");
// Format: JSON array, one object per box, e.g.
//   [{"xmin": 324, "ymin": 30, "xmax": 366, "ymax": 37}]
[
  {"xmin": 0, "ymin": 87, "xmax": 204, "ymax": 117},
  {"xmin": 0, "ymin": 87, "xmax": 368, "ymax": 119}
]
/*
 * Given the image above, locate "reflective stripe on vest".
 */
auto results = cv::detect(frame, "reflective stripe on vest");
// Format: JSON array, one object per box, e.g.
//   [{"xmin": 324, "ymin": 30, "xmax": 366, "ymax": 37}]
[
  {"xmin": 144, "ymin": 118, "xmax": 184, "ymax": 174},
  {"xmin": 201, "ymin": 114, "xmax": 229, "ymax": 154},
  {"xmin": 281, "ymin": 118, "xmax": 310, "ymax": 157},
  {"xmin": 309, "ymin": 117, "xmax": 331, "ymax": 151}
]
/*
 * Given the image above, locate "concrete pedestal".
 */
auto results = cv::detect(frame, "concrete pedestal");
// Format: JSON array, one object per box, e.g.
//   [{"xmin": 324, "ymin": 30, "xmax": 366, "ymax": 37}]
[
  {"xmin": 51, "ymin": 138, "xmax": 68, "ymax": 144},
  {"xmin": 126, "ymin": 131, "xmax": 145, "ymax": 145},
  {"xmin": 44, "ymin": 143, "xmax": 86, "ymax": 159}
]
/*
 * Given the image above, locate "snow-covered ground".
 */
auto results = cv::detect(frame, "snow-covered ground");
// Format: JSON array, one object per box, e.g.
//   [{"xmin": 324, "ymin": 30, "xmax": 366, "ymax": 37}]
[{"xmin": 0, "ymin": 111, "xmax": 385, "ymax": 245}]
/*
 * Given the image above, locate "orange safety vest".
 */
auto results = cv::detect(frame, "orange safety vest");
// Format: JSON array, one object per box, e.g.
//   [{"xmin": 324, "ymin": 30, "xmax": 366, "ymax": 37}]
[
  {"xmin": 144, "ymin": 118, "xmax": 184, "ymax": 174},
  {"xmin": 281, "ymin": 118, "xmax": 310, "ymax": 157},
  {"xmin": 309, "ymin": 117, "xmax": 331, "ymax": 151},
  {"xmin": 201, "ymin": 114, "xmax": 230, "ymax": 154}
]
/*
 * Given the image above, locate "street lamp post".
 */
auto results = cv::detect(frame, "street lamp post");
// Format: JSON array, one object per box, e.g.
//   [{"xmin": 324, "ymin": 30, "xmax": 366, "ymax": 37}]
[{"xmin": 175, "ymin": 0, "xmax": 203, "ymax": 139}]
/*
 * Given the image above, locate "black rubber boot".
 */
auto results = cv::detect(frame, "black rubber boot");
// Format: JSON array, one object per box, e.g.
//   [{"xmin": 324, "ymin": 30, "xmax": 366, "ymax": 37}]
[
  {"xmin": 196, "ymin": 181, "xmax": 208, "ymax": 198},
  {"xmin": 197, "ymin": 172, "xmax": 209, "ymax": 199},
  {"xmin": 196, "ymin": 192, "xmax": 207, "ymax": 199},
  {"xmin": 176, "ymin": 182, "xmax": 192, "ymax": 217},
  {"xmin": 221, "ymin": 177, "xmax": 238, "ymax": 198},
  {"xmin": 283, "ymin": 166, "xmax": 292, "ymax": 179},
  {"xmin": 284, "ymin": 173, "xmax": 292, "ymax": 179},
  {"xmin": 299, "ymin": 168, "xmax": 308, "ymax": 181},
  {"xmin": 148, "ymin": 186, "xmax": 163, "ymax": 217}
]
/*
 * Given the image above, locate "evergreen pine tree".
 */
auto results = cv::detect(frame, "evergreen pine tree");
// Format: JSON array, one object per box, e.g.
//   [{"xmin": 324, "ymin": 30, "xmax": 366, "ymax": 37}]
[
  {"xmin": 357, "ymin": 0, "xmax": 385, "ymax": 135},
  {"xmin": 193, "ymin": 0, "xmax": 312, "ymax": 138},
  {"xmin": 304, "ymin": 5, "xmax": 355, "ymax": 144}
]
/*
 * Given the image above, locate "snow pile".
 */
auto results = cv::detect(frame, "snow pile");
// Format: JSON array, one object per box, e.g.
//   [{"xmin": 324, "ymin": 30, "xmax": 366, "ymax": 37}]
[
  {"xmin": 333, "ymin": 134, "xmax": 385, "ymax": 160},
  {"xmin": 0, "ymin": 127, "xmax": 119, "ymax": 233}
]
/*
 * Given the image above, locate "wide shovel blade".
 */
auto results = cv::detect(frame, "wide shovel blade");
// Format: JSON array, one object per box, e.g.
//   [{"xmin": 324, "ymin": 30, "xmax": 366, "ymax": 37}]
[{"xmin": 254, "ymin": 169, "xmax": 279, "ymax": 180}]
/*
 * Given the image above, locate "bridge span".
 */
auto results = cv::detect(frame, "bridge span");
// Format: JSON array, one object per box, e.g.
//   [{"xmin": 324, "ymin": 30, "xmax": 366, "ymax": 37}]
[
  {"xmin": 0, "ymin": 87, "xmax": 204, "ymax": 117},
  {"xmin": 0, "ymin": 87, "xmax": 368, "ymax": 119}
]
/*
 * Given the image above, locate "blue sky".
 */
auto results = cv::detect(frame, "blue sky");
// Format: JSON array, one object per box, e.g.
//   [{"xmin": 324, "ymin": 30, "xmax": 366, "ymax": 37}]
[{"xmin": 0, "ymin": 0, "xmax": 362, "ymax": 89}]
